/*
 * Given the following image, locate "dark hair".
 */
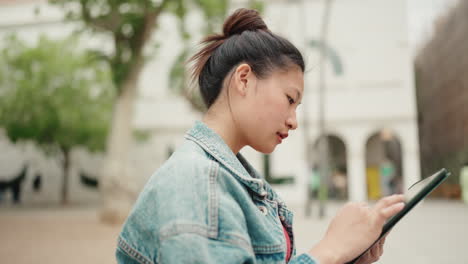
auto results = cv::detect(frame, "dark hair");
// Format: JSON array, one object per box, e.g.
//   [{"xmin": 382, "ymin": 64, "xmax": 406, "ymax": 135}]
[{"xmin": 189, "ymin": 8, "xmax": 305, "ymax": 108}]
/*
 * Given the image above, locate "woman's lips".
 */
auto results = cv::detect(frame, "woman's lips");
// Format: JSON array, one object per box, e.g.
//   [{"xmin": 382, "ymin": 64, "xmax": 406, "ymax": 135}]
[
  {"xmin": 276, "ymin": 132, "xmax": 288, "ymax": 143},
  {"xmin": 277, "ymin": 133, "xmax": 283, "ymax": 143}
]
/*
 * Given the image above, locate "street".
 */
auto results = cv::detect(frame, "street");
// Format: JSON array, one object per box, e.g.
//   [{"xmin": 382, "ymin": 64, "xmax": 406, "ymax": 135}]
[
  {"xmin": 293, "ymin": 200, "xmax": 468, "ymax": 263},
  {"xmin": 0, "ymin": 200, "xmax": 467, "ymax": 263}
]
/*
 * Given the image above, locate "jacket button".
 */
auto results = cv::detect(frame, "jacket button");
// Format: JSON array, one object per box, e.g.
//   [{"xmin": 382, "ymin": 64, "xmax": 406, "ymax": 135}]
[
  {"xmin": 258, "ymin": 206, "xmax": 268, "ymax": 215},
  {"xmin": 279, "ymin": 215, "xmax": 285, "ymax": 221}
]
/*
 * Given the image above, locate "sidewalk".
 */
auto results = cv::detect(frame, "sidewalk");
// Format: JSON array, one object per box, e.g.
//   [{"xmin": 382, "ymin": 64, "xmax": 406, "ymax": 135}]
[
  {"xmin": 293, "ymin": 200, "xmax": 468, "ymax": 263},
  {"xmin": 0, "ymin": 206, "xmax": 120, "ymax": 264},
  {"xmin": 0, "ymin": 200, "xmax": 467, "ymax": 264}
]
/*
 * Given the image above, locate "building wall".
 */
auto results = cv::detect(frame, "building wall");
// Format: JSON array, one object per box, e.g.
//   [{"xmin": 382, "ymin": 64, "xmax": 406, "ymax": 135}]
[{"xmin": 260, "ymin": 0, "xmax": 420, "ymax": 202}]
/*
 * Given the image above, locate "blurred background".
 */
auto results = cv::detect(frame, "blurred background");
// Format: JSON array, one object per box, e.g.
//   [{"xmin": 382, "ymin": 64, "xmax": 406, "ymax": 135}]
[{"xmin": 0, "ymin": 0, "xmax": 467, "ymax": 263}]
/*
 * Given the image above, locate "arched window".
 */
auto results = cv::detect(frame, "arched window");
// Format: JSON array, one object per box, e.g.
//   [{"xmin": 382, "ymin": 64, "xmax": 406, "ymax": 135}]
[
  {"xmin": 365, "ymin": 129, "xmax": 403, "ymax": 199},
  {"xmin": 311, "ymin": 134, "xmax": 348, "ymax": 200}
]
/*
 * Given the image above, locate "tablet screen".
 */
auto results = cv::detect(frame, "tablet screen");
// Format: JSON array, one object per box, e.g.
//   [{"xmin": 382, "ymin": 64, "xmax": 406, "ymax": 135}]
[{"xmin": 346, "ymin": 168, "xmax": 450, "ymax": 264}]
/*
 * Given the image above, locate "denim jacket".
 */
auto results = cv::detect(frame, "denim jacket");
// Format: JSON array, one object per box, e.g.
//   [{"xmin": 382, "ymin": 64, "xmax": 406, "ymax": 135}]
[{"xmin": 116, "ymin": 121, "xmax": 319, "ymax": 264}]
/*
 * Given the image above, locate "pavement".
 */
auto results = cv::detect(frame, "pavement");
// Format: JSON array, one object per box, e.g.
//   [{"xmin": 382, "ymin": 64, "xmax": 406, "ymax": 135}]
[
  {"xmin": 0, "ymin": 205, "xmax": 120, "ymax": 264},
  {"xmin": 292, "ymin": 200, "xmax": 468, "ymax": 264},
  {"xmin": 0, "ymin": 200, "xmax": 467, "ymax": 264}
]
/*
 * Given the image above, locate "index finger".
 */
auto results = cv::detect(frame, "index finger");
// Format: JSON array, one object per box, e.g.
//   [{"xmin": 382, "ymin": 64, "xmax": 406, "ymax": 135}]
[{"xmin": 374, "ymin": 194, "xmax": 405, "ymax": 212}]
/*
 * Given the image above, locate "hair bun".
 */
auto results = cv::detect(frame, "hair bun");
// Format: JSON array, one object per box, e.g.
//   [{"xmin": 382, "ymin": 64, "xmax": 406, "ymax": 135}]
[{"xmin": 222, "ymin": 8, "xmax": 268, "ymax": 37}]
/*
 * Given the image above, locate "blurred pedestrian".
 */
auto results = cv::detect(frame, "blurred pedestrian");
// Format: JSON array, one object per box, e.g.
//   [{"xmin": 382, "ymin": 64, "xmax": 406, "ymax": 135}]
[
  {"xmin": 380, "ymin": 158, "xmax": 395, "ymax": 196},
  {"xmin": 332, "ymin": 166, "xmax": 347, "ymax": 199},
  {"xmin": 305, "ymin": 165, "xmax": 320, "ymax": 217},
  {"xmin": 116, "ymin": 8, "xmax": 405, "ymax": 264}
]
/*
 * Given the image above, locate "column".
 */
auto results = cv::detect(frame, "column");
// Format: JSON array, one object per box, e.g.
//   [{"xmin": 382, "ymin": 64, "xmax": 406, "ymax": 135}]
[
  {"xmin": 347, "ymin": 140, "xmax": 367, "ymax": 201},
  {"xmin": 402, "ymin": 124, "xmax": 421, "ymax": 191}
]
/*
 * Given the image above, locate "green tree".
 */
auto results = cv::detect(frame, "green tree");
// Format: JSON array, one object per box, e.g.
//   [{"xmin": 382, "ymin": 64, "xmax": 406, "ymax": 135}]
[
  {"xmin": 49, "ymin": 0, "xmax": 262, "ymax": 223},
  {"xmin": 0, "ymin": 35, "xmax": 114, "ymax": 205}
]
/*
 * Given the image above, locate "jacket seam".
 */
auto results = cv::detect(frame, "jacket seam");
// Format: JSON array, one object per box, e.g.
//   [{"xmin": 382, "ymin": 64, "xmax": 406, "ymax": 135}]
[
  {"xmin": 223, "ymin": 232, "xmax": 253, "ymax": 252},
  {"xmin": 159, "ymin": 223, "xmax": 251, "ymax": 248},
  {"xmin": 117, "ymin": 236, "xmax": 154, "ymax": 264},
  {"xmin": 222, "ymin": 237, "xmax": 255, "ymax": 255},
  {"xmin": 252, "ymin": 244, "xmax": 284, "ymax": 253},
  {"xmin": 159, "ymin": 223, "xmax": 210, "ymax": 241},
  {"xmin": 208, "ymin": 160, "xmax": 219, "ymax": 238},
  {"xmin": 158, "ymin": 230, "xmax": 254, "ymax": 257}
]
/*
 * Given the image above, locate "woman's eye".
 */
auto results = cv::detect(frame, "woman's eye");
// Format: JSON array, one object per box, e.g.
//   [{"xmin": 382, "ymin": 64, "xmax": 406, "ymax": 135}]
[{"xmin": 287, "ymin": 95, "xmax": 295, "ymax": 105}]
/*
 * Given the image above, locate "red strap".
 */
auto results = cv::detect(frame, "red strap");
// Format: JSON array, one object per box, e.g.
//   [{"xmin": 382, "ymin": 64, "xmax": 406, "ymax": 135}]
[{"xmin": 282, "ymin": 225, "xmax": 292, "ymax": 262}]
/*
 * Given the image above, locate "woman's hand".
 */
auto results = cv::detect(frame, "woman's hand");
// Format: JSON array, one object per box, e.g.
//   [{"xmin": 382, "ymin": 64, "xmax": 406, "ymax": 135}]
[
  {"xmin": 309, "ymin": 194, "xmax": 405, "ymax": 264},
  {"xmin": 354, "ymin": 235, "xmax": 387, "ymax": 264}
]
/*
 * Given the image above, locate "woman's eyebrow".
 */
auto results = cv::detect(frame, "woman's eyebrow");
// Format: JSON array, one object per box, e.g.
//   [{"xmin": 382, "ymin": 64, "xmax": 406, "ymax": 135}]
[
  {"xmin": 292, "ymin": 88, "xmax": 302, "ymax": 105},
  {"xmin": 286, "ymin": 86, "xmax": 302, "ymax": 103},
  {"xmin": 295, "ymin": 89, "xmax": 301, "ymax": 101}
]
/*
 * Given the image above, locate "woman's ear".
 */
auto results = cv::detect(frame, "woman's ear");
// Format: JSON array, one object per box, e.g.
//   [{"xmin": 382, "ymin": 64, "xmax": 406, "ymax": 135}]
[{"xmin": 233, "ymin": 63, "xmax": 256, "ymax": 96}]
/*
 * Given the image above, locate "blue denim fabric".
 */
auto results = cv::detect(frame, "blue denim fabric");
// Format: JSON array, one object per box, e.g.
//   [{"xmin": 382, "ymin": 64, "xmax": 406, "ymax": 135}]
[{"xmin": 116, "ymin": 121, "xmax": 319, "ymax": 264}]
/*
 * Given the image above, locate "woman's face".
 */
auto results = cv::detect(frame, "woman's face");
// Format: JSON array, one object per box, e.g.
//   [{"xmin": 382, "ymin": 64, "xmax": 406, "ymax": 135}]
[{"xmin": 234, "ymin": 65, "xmax": 304, "ymax": 154}]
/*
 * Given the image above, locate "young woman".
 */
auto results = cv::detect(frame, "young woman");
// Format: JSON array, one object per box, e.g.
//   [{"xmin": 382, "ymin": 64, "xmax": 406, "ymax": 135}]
[{"xmin": 116, "ymin": 8, "xmax": 405, "ymax": 264}]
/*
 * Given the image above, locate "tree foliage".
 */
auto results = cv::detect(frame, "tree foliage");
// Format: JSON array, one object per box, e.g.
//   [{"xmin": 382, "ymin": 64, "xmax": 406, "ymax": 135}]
[
  {"xmin": 49, "ymin": 0, "xmax": 171, "ymax": 93},
  {"xmin": 0, "ymin": 35, "xmax": 114, "ymax": 154},
  {"xmin": 0, "ymin": 35, "xmax": 114, "ymax": 204}
]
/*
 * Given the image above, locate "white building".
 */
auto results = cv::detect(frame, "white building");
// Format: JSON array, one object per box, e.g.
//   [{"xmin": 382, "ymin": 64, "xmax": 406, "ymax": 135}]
[{"xmin": 0, "ymin": 0, "xmax": 420, "ymax": 206}]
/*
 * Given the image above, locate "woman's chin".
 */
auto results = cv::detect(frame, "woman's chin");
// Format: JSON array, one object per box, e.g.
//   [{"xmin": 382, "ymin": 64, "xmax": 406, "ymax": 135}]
[{"xmin": 253, "ymin": 144, "xmax": 276, "ymax": 154}]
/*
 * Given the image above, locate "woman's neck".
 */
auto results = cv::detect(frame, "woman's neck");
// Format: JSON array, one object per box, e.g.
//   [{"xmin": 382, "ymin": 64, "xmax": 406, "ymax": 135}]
[{"xmin": 202, "ymin": 110, "xmax": 245, "ymax": 154}]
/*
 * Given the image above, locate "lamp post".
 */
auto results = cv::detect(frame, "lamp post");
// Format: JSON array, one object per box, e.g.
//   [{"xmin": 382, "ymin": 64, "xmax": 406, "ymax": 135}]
[
  {"xmin": 317, "ymin": 0, "xmax": 334, "ymax": 218},
  {"xmin": 301, "ymin": 0, "xmax": 336, "ymax": 218}
]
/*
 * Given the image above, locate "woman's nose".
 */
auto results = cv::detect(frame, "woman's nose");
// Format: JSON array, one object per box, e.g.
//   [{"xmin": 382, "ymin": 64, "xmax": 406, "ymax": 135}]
[{"xmin": 286, "ymin": 111, "xmax": 298, "ymax": 130}]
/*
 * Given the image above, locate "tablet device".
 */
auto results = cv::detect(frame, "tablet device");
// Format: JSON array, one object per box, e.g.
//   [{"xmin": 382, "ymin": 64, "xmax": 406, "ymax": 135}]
[{"xmin": 345, "ymin": 168, "xmax": 450, "ymax": 264}]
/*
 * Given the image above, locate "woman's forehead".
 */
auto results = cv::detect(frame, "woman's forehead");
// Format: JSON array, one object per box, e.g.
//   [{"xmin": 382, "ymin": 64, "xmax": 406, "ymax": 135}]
[{"xmin": 270, "ymin": 68, "xmax": 304, "ymax": 90}]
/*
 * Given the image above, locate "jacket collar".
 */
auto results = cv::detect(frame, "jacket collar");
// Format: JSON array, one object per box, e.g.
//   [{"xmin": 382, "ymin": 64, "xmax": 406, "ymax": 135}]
[{"xmin": 185, "ymin": 121, "xmax": 267, "ymax": 197}]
